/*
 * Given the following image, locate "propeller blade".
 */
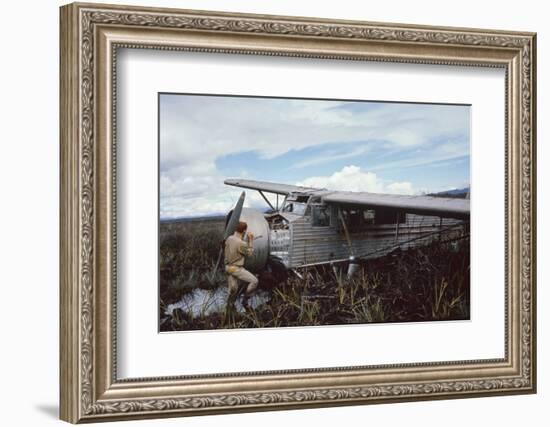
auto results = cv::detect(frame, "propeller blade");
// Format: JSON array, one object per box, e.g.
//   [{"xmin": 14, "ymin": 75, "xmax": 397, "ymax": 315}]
[
  {"xmin": 223, "ymin": 191, "xmax": 246, "ymax": 239},
  {"xmin": 209, "ymin": 248, "xmax": 224, "ymax": 284},
  {"xmin": 209, "ymin": 191, "xmax": 246, "ymax": 283}
]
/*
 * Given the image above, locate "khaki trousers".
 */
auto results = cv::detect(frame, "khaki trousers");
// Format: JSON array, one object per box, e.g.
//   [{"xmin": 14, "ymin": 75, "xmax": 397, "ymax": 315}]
[{"xmin": 225, "ymin": 265, "xmax": 258, "ymax": 296}]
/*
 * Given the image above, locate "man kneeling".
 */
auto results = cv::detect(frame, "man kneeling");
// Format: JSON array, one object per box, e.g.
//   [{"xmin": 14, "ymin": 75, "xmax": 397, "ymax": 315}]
[{"xmin": 224, "ymin": 221, "xmax": 258, "ymax": 309}]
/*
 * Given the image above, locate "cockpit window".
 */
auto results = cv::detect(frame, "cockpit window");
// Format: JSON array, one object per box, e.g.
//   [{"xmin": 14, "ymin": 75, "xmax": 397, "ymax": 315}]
[
  {"xmin": 282, "ymin": 201, "xmax": 307, "ymax": 215},
  {"xmin": 281, "ymin": 195, "xmax": 310, "ymax": 215}
]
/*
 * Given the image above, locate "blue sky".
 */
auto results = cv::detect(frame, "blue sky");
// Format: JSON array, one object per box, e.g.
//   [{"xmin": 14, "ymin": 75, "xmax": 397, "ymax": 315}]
[{"xmin": 160, "ymin": 94, "xmax": 470, "ymax": 219}]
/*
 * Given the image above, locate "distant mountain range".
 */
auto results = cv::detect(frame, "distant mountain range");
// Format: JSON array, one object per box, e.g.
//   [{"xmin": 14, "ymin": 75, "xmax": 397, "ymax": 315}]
[
  {"xmin": 429, "ymin": 187, "xmax": 470, "ymax": 198},
  {"xmin": 160, "ymin": 214, "xmax": 226, "ymax": 224}
]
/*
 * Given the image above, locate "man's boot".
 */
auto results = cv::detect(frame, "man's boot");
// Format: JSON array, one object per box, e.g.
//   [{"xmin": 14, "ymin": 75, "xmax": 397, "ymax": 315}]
[{"xmin": 241, "ymin": 295, "xmax": 252, "ymax": 310}]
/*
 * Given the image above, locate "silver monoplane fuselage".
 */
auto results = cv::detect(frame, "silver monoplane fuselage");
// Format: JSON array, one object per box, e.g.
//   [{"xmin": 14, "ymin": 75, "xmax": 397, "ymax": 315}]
[{"xmin": 239, "ymin": 189, "xmax": 467, "ymax": 273}]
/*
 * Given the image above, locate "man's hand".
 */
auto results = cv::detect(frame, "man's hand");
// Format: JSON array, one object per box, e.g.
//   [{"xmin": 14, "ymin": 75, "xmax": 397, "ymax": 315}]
[{"xmin": 247, "ymin": 232, "xmax": 254, "ymax": 244}]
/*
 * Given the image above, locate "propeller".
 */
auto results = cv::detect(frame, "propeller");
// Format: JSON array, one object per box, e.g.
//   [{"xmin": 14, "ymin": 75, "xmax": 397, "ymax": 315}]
[{"xmin": 209, "ymin": 191, "xmax": 246, "ymax": 283}]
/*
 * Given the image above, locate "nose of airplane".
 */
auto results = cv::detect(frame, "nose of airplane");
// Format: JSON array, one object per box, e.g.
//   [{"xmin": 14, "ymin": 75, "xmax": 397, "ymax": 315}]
[
  {"xmin": 208, "ymin": 191, "xmax": 246, "ymax": 282},
  {"xmin": 237, "ymin": 208, "xmax": 270, "ymax": 273},
  {"xmin": 221, "ymin": 191, "xmax": 271, "ymax": 273}
]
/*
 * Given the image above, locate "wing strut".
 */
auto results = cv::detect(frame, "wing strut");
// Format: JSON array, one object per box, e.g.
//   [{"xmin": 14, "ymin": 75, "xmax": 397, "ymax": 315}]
[
  {"xmin": 337, "ymin": 208, "xmax": 360, "ymax": 279},
  {"xmin": 337, "ymin": 208, "xmax": 355, "ymax": 257},
  {"xmin": 258, "ymin": 190, "xmax": 275, "ymax": 210}
]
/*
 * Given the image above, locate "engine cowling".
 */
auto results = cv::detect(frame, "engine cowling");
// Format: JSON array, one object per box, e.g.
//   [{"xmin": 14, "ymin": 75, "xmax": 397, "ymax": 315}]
[{"xmin": 226, "ymin": 207, "xmax": 270, "ymax": 273}]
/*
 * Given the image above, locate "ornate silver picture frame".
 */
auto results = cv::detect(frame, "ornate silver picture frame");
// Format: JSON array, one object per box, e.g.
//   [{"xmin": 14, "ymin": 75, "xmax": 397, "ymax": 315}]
[{"xmin": 60, "ymin": 2, "xmax": 536, "ymax": 423}]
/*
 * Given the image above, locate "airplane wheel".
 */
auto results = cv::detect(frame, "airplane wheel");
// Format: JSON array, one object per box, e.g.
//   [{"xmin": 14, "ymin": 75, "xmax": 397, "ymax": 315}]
[{"xmin": 267, "ymin": 257, "xmax": 288, "ymax": 284}]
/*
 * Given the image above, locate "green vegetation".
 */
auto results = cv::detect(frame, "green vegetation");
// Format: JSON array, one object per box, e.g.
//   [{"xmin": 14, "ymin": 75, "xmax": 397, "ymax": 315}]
[{"xmin": 159, "ymin": 219, "xmax": 470, "ymax": 331}]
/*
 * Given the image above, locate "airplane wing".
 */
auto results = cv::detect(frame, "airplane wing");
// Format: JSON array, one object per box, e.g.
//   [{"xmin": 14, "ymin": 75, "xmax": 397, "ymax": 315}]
[
  {"xmin": 225, "ymin": 178, "xmax": 469, "ymax": 219},
  {"xmin": 322, "ymin": 192, "xmax": 470, "ymax": 220},
  {"xmin": 224, "ymin": 178, "xmax": 319, "ymax": 195}
]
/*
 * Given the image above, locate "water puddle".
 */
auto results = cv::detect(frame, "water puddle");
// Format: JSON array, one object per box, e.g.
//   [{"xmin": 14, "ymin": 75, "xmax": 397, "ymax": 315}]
[{"xmin": 165, "ymin": 287, "xmax": 271, "ymax": 317}]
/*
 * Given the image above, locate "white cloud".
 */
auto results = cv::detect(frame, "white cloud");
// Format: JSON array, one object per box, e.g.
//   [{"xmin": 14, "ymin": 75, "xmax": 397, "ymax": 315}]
[
  {"xmin": 160, "ymin": 164, "xmax": 454, "ymax": 218},
  {"xmin": 160, "ymin": 173, "xmax": 278, "ymax": 219},
  {"xmin": 160, "ymin": 95, "xmax": 470, "ymax": 175},
  {"xmin": 159, "ymin": 95, "xmax": 469, "ymax": 217},
  {"xmin": 386, "ymin": 181, "xmax": 415, "ymax": 194},
  {"xmin": 292, "ymin": 145, "xmax": 371, "ymax": 169},
  {"xmin": 297, "ymin": 165, "xmax": 416, "ymax": 195}
]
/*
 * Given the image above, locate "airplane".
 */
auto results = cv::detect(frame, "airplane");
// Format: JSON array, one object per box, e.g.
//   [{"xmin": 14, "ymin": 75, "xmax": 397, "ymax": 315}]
[{"xmin": 210, "ymin": 178, "xmax": 470, "ymax": 282}]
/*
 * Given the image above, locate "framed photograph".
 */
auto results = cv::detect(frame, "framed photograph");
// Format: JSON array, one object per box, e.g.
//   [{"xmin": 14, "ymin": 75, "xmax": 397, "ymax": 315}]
[
  {"xmin": 60, "ymin": 2, "xmax": 536, "ymax": 423},
  {"xmin": 158, "ymin": 93, "xmax": 472, "ymax": 332}
]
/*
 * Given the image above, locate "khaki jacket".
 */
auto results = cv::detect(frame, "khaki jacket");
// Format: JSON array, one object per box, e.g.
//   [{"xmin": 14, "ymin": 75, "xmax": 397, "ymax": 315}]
[{"xmin": 224, "ymin": 234, "xmax": 253, "ymax": 267}]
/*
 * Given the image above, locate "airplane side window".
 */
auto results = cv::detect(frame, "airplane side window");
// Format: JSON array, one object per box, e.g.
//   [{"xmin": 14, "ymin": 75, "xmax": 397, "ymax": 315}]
[
  {"xmin": 312, "ymin": 205, "xmax": 331, "ymax": 227},
  {"xmin": 349, "ymin": 210, "xmax": 362, "ymax": 229},
  {"xmin": 374, "ymin": 208, "xmax": 406, "ymax": 225},
  {"xmin": 338, "ymin": 208, "xmax": 374, "ymax": 232},
  {"xmin": 292, "ymin": 203, "xmax": 307, "ymax": 215},
  {"xmin": 363, "ymin": 209, "xmax": 375, "ymax": 225}
]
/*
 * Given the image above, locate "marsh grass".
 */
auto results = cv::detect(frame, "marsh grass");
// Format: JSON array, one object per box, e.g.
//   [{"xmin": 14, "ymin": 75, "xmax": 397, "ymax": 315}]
[{"xmin": 159, "ymin": 219, "xmax": 470, "ymax": 331}]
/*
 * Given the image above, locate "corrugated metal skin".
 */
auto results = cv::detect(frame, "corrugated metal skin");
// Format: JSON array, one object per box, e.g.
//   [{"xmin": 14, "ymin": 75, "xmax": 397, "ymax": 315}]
[{"xmin": 288, "ymin": 214, "xmax": 466, "ymax": 268}]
